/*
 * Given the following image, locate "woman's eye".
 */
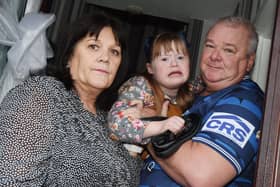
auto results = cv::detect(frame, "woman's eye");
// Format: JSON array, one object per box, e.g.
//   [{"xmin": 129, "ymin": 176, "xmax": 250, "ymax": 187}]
[
  {"xmin": 89, "ymin": 44, "xmax": 99, "ymax": 50},
  {"xmin": 111, "ymin": 49, "xmax": 120, "ymax": 56}
]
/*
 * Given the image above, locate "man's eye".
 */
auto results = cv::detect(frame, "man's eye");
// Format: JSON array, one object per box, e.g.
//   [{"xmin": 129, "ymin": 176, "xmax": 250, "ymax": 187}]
[
  {"xmin": 205, "ymin": 43, "xmax": 214, "ymax": 48},
  {"xmin": 224, "ymin": 48, "xmax": 235, "ymax": 54}
]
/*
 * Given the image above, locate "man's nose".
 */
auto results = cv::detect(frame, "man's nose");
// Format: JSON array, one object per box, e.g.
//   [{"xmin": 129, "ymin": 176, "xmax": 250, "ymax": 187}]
[{"xmin": 210, "ymin": 49, "xmax": 222, "ymax": 61}]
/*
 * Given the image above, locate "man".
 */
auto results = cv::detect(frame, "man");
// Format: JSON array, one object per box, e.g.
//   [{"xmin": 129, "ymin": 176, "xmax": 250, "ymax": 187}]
[{"xmin": 146, "ymin": 16, "xmax": 264, "ymax": 187}]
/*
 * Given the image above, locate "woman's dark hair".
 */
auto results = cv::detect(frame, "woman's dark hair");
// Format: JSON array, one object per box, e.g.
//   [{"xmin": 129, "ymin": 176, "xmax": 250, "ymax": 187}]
[{"xmin": 47, "ymin": 12, "xmax": 128, "ymax": 110}]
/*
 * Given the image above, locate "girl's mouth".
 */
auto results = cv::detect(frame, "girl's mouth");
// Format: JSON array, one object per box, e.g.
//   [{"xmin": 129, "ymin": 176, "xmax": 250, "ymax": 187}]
[{"xmin": 168, "ymin": 71, "xmax": 182, "ymax": 76}]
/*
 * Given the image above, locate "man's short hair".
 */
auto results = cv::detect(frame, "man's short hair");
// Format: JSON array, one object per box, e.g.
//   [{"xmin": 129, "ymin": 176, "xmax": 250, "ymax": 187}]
[{"xmin": 208, "ymin": 16, "xmax": 258, "ymax": 55}]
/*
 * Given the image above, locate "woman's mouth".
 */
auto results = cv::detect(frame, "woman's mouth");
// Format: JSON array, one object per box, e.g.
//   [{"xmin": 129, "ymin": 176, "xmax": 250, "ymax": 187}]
[
  {"xmin": 93, "ymin": 68, "xmax": 109, "ymax": 74},
  {"xmin": 168, "ymin": 71, "xmax": 182, "ymax": 77}
]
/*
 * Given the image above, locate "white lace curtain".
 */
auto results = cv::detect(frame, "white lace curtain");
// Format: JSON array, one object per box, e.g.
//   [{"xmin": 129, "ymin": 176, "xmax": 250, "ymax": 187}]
[
  {"xmin": 0, "ymin": 0, "xmax": 55, "ymax": 103},
  {"xmin": 0, "ymin": 0, "xmax": 24, "ymax": 77}
]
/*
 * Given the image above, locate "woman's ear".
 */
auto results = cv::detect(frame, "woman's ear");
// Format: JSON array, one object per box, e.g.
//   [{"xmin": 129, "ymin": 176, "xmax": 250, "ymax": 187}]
[{"xmin": 146, "ymin": 62, "xmax": 153, "ymax": 74}]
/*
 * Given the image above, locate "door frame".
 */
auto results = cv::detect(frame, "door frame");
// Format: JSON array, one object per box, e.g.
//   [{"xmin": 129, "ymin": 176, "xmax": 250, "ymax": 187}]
[{"xmin": 255, "ymin": 1, "xmax": 280, "ymax": 186}]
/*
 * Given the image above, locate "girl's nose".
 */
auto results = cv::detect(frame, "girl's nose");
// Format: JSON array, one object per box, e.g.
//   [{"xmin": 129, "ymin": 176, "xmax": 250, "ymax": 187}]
[{"xmin": 170, "ymin": 55, "xmax": 179, "ymax": 66}]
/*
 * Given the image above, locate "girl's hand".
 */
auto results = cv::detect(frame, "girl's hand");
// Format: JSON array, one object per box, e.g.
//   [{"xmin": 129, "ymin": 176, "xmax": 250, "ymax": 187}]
[
  {"xmin": 160, "ymin": 116, "xmax": 185, "ymax": 135},
  {"xmin": 143, "ymin": 116, "xmax": 185, "ymax": 138}
]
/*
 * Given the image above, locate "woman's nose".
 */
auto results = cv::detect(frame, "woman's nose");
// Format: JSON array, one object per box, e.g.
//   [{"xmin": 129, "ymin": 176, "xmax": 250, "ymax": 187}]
[{"xmin": 98, "ymin": 51, "xmax": 109, "ymax": 63}]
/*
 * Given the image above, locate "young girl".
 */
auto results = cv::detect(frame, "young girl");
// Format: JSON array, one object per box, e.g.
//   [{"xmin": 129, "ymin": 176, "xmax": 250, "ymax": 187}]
[
  {"xmin": 108, "ymin": 32, "xmax": 193, "ymax": 149},
  {"xmin": 108, "ymin": 32, "xmax": 193, "ymax": 186}
]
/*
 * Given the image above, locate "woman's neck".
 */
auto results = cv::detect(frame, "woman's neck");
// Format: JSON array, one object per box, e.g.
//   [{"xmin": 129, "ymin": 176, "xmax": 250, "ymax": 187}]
[
  {"xmin": 74, "ymin": 84, "xmax": 99, "ymax": 114},
  {"xmin": 83, "ymin": 102, "xmax": 97, "ymax": 114}
]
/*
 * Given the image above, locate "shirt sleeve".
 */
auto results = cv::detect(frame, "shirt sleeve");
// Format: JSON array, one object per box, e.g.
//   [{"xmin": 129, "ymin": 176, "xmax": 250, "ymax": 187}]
[
  {"xmin": 192, "ymin": 93, "xmax": 263, "ymax": 174},
  {"xmin": 108, "ymin": 76, "xmax": 155, "ymax": 144},
  {"xmin": 0, "ymin": 78, "xmax": 56, "ymax": 186}
]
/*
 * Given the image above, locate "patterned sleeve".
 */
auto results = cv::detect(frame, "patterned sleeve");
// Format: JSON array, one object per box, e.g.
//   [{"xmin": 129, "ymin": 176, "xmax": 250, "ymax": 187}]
[
  {"xmin": 192, "ymin": 89, "xmax": 263, "ymax": 175},
  {"xmin": 0, "ymin": 78, "xmax": 56, "ymax": 186},
  {"xmin": 108, "ymin": 76, "xmax": 154, "ymax": 144}
]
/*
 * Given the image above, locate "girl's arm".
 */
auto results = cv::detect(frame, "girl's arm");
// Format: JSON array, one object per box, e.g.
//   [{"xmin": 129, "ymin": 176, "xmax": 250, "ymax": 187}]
[{"xmin": 108, "ymin": 76, "xmax": 184, "ymax": 144}]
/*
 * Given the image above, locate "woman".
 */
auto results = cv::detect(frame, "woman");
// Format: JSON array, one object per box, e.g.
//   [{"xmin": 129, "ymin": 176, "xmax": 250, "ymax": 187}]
[
  {"xmin": 108, "ymin": 32, "xmax": 193, "ymax": 186},
  {"xmin": 0, "ymin": 13, "xmax": 142, "ymax": 186}
]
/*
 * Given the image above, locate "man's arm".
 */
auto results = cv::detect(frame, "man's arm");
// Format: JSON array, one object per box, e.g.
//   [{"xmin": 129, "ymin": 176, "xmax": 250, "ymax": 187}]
[
  {"xmin": 151, "ymin": 81, "xmax": 263, "ymax": 186},
  {"xmin": 148, "ymin": 141, "xmax": 236, "ymax": 187}
]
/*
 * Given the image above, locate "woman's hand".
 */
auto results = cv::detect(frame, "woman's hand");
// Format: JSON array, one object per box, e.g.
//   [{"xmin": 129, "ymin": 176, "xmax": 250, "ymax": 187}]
[
  {"xmin": 121, "ymin": 100, "xmax": 143, "ymax": 119},
  {"xmin": 122, "ymin": 99, "xmax": 157, "ymax": 118}
]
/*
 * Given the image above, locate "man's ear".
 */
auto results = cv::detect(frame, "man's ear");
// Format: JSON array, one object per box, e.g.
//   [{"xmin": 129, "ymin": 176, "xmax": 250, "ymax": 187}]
[
  {"xmin": 146, "ymin": 63, "xmax": 153, "ymax": 74},
  {"xmin": 246, "ymin": 54, "xmax": 255, "ymax": 72}
]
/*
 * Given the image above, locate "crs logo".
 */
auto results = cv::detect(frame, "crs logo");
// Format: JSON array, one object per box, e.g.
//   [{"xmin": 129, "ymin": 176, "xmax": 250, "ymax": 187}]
[{"xmin": 202, "ymin": 112, "xmax": 255, "ymax": 148}]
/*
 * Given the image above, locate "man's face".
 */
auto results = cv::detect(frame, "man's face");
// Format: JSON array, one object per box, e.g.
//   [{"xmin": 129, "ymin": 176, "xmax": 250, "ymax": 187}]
[{"xmin": 200, "ymin": 23, "xmax": 255, "ymax": 93}]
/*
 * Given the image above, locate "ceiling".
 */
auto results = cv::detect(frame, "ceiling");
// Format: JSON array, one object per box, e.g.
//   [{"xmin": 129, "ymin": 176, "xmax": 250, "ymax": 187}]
[
  {"xmin": 86, "ymin": 0, "xmax": 277, "ymax": 38},
  {"xmin": 86, "ymin": 0, "xmax": 240, "ymax": 22}
]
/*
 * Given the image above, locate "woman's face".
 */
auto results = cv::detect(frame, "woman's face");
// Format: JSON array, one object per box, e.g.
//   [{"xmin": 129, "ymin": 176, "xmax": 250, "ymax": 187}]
[
  {"xmin": 69, "ymin": 27, "xmax": 122, "ymax": 95},
  {"xmin": 146, "ymin": 41, "xmax": 190, "ymax": 94}
]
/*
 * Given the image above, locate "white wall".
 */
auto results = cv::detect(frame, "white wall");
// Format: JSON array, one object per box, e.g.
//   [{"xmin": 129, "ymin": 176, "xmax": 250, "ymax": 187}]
[{"xmin": 252, "ymin": 0, "xmax": 277, "ymax": 91}]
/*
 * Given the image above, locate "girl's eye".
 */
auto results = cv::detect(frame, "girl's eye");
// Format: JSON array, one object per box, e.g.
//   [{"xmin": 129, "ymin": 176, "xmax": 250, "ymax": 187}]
[
  {"xmin": 159, "ymin": 56, "xmax": 169, "ymax": 62},
  {"xmin": 177, "ymin": 55, "xmax": 185, "ymax": 60},
  {"xmin": 159, "ymin": 55, "xmax": 170, "ymax": 62}
]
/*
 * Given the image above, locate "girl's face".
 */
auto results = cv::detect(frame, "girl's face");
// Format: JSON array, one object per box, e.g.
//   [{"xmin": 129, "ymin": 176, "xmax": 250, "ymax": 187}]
[
  {"xmin": 69, "ymin": 26, "xmax": 122, "ymax": 96},
  {"xmin": 146, "ymin": 41, "xmax": 190, "ymax": 95}
]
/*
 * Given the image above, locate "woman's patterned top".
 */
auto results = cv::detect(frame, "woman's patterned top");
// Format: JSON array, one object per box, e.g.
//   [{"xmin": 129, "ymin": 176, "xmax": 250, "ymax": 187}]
[{"xmin": 0, "ymin": 76, "xmax": 142, "ymax": 187}]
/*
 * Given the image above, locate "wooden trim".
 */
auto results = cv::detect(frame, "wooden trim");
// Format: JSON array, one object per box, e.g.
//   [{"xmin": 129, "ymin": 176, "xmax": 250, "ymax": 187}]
[{"xmin": 255, "ymin": 1, "xmax": 280, "ymax": 186}]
